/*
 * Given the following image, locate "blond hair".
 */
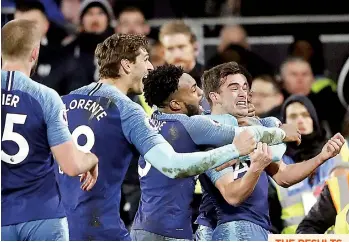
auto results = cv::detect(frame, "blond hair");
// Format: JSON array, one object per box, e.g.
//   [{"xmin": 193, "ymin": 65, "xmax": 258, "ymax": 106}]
[
  {"xmin": 159, "ymin": 20, "xmax": 195, "ymax": 43},
  {"xmin": 1, "ymin": 19, "xmax": 41, "ymax": 60}
]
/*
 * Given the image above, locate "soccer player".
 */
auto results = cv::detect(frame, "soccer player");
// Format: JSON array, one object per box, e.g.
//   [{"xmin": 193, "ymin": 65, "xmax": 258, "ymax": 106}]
[
  {"xmin": 130, "ymin": 64, "xmax": 300, "ymax": 241},
  {"xmin": 1, "ymin": 19, "xmax": 99, "ymax": 241},
  {"xmin": 55, "ymin": 34, "xmax": 299, "ymax": 241},
  {"xmin": 198, "ymin": 62, "xmax": 346, "ymax": 241}
]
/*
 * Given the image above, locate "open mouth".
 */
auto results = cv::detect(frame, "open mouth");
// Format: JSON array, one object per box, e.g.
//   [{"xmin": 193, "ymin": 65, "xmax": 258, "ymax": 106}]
[{"xmin": 236, "ymin": 101, "xmax": 247, "ymax": 108}]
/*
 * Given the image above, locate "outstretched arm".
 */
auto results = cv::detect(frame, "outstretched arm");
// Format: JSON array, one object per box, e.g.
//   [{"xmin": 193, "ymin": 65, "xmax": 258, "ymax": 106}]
[{"xmin": 266, "ymin": 133, "xmax": 345, "ymax": 187}]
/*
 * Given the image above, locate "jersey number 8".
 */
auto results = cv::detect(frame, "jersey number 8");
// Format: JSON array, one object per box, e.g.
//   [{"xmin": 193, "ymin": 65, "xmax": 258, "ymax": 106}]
[{"xmin": 58, "ymin": 125, "xmax": 95, "ymax": 174}]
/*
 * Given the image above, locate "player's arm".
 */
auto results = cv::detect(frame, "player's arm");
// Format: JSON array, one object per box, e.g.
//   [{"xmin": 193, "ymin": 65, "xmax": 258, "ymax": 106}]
[
  {"xmin": 44, "ymin": 89, "xmax": 98, "ymax": 177},
  {"xmin": 266, "ymin": 133, "xmax": 345, "ymax": 188},
  {"xmin": 209, "ymin": 143, "xmax": 272, "ymax": 205},
  {"xmin": 179, "ymin": 115, "xmax": 299, "ymax": 147},
  {"xmin": 120, "ymin": 103, "xmax": 253, "ymax": 178}
]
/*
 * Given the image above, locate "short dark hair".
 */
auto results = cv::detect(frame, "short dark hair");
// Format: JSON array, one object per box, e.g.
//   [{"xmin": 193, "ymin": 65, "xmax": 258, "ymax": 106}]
[
  {"xmin": 95, "ymin": 33, "xmax": 148, "ymax": 79},
  {"xmin": 253, "ymin": 74, "xmax": 282, "ymax": 93},
  {"xmin": 143, "ymin": 64, "xmax": 184, "ymax": 107},
  {"xmin": 202, "ymin": 61, "xmax": 252, "ymax": 105},
  {"xmin": 15, "ymin": 0, "xmax": 46, "ymax": 15}
]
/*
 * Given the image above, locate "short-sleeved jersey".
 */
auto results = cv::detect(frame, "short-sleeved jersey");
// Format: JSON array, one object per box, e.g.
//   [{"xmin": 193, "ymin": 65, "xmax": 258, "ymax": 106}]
[
  {"xmin": 55, "ymin": 82, "xmax": 166, "ymax": 240},
  {"xmin": 132, "ymin": 111, "xmax": 240, "ymax": 239},
  {"xmin": 1, "ymin": 70, "xmax": 71, "ymax": 226}
]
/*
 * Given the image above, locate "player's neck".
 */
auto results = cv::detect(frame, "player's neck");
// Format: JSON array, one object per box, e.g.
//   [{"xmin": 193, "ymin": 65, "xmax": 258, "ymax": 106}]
[
  {"xmin": 99, "ymin": 78, "xmax": 129, "ymax": 95},
  {"xmin": 2, "ymin": 61, "xmax": 31, "ymax": 77},
  {"xmin": 211, "ymin": 105, "xmax": 226, "ymax": 115},
  {"xmin": 158, "ymin": 107, "xmax": 182, "ymax": 115}
]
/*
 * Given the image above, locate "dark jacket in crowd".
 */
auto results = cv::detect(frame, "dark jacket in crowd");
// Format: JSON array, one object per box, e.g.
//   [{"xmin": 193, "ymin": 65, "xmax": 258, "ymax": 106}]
[{"xmin": 296, "ymin": 185, "xmax": 336, "ymax": 233}]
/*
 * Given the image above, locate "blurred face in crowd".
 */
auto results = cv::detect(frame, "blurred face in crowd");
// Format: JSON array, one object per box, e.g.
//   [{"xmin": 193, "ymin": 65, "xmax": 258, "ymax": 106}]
[
  {"xmin": 251, "ymin": 78, "xmax": 283, "ymax": 116},
  {"xmin": 213, "ymin": 74, "xmax": 249, "ymax": 117},
  {"xmin": 117, "ymin": 10, "xmax": 149, "ymax": 35},
  {"xmin": 128, "ymin": 48, "xmax": 153, "ymax": 95},
  {"xmin": 171, "ymin": 73, "xmax": 203, "ymax": 116},
  {"xmin": 61, "ymin": 0, "xmax": 80, "ymax": 25},
  {"xmin": 15, "ymin": 9, "xmax": 49, "ymax": 37},
  {"xmin": 219, "ymin": 25, "xmax": 249, "ymax": 52},
  {"xmin": 161, "ymin": 33, "xmax": 196, "ymax": 73},
  {"xmin": 82, "ymin": 7, "xmax": 108, "ymax": 34},
  {"xmin": 150, "ymin": 43, "xmax": 165, "ymax": 68},
  {"xmin": 286, "ymin": 102, "xmax": 313, "ymax": 135},
  {"xmin": 281, "ymin": 60, "xmax": 314, "ymax": 96}
]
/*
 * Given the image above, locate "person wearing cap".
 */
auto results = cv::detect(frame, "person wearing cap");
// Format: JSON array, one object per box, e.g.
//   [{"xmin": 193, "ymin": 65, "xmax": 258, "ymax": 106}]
[
  {"xmin": 296, "ymin": 162, "xmax": 349, "ymax": 234},
  {"xmin": 62, "ymin": 0, "xmax": 116, "ymax": 94}
]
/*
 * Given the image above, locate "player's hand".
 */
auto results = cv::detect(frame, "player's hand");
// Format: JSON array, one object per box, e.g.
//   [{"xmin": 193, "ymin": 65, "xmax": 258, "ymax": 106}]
[
  {"xmin": 80, "ymin": 164, "xmax": 98, "ymax": 191},
  {"xmin": 233, "ymin": 130, "xmax": 256, "ymax": 156},
  {"xmin": 319, "ymin": 133, "xmax": 346, "ymax": 161},
  {"xmin": 250, "ymin": 142, "xmax": 272, "ymax": 173},
  {"xmin": 247, "ymin": 92, "xmax": 256, "ymax": 117},
  {"xmin": 280, "ymin": 124, "xmax": 301, "ymax": 145},
  {"xmin": 215, "ymin": 159, "xmax": 238, "ymax": 171}
]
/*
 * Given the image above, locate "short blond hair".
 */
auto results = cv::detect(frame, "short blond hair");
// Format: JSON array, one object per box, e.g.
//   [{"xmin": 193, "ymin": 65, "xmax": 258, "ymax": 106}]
[
  {"xmin": 1, "ymin": 19, "xmax": 41, "ymax": 60},
  {"xmin": 159, "ymin": 20, "xmax": 195, "ymax": 43}
]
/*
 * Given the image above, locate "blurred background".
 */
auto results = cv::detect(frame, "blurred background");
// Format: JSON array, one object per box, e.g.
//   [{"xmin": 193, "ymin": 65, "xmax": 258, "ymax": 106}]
[{"xmin": 2, "ymin": 0, "xmax": 348, "ymax": 233}]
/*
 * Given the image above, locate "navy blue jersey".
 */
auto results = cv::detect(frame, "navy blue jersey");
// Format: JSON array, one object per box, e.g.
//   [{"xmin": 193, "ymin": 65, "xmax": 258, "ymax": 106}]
[
  {"xmin": 55, "ymin": 83, "xmax": 166, "ymax": 241},
  {"xmin": 1, "ymin": 70, "xmax": 71, "ymax": 226},
  {"xmin": 132, "ymin": 111, "xmax": 241, "ymax": 239},
  {"xmin": 198, "ymin": 116, "xmax": 285, "ymax": 231}
]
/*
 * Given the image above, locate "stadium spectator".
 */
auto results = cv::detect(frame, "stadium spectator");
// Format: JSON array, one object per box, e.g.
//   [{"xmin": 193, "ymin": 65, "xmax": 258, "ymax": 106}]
[
  {"xmin": 269, "ymin": 95, "xmax": 338, "ymax": 234},
  {"xmin": 61, "ymin": 0, "xmax": 115, "ymax": 93},
  {"xmin": 206, "ymin": 25, "xmax": 274, "ymax": 78},
  {"xmin": 280, "ymin": 57, "xmax": 346, "ymax": 135},
  {"xmin": 159, "ymin": 20, "xmax": 205, "ymax": 87},
  {"xmin": 296, "ymin": 163, "xmax": 349, "ymax": 234},
  {"xmin": 14, "ymin": 0, "xmax": 75, "ymax": 94},
  {"xmin": 251, "ymin": 75, "xmax": 284, "ymax": 120}
]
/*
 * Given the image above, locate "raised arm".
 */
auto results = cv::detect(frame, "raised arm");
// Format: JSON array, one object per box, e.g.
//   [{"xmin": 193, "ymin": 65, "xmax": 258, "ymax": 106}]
[{"xmin": 266, "ymin": 133, "xmax": 345, "ymax": 188}]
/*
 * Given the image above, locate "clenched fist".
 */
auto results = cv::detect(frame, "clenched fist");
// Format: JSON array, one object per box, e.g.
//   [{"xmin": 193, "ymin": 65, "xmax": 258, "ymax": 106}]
[
  {"xmin": 280, "ymin": 124, "xmax": 301, "ymax": 145},
  {"xmin": 319, "ymin": 133, "xmax": 346, "ymax": 161},
  {"xmin": 233, "ymin": 130, "xmax": 257, "ymax": 156}
]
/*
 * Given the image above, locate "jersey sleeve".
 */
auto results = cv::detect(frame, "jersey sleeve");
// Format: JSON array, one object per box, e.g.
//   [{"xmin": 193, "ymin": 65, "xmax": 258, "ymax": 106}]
[
  {"xmin": 42, "ymin": 88, "xmax": 72, "ymax": 147},
  {"xmin": 119, "ymin": 99, "xmax": 167, "ymax": 156},
  {"xmin": 205, "ymin": 166, "xmax": 235, "ymax": 184},
  {"xmin": 177, "ymin": 115, "xmax": 237, "ymax": 147}
]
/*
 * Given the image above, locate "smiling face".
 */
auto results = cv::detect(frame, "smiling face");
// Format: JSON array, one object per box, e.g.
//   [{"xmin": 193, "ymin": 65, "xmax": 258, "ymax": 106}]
[
  {"xmin": 214, "ymin": 74, "xmax": 249, "ymax": 117},
  {"xmin": 129, "ymin": 48, "xmax": 154, "ymax": 95}
]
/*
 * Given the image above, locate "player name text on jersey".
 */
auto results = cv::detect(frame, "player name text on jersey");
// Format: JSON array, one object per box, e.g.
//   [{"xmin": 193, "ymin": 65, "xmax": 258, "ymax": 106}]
[
  {"xmin": 2, "ymin": 93, "xmax": 20, "ymax": 107},
  {"xmin": 67, "ymin": 98, "xmax": 107, "ymax": 121}
]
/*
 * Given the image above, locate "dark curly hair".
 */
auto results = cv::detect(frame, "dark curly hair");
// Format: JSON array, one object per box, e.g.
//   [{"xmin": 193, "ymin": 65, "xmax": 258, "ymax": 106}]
[
  {"xmin": 95, "ymin": 33, "xmax": 148, "ymax": 79},
  {"xmin": 143, "ymin": 64, "xmax": 184, "ymax": 107}
]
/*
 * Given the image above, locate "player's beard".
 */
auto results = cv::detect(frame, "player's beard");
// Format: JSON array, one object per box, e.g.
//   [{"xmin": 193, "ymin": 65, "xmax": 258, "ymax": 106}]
[
  {"xmin": 30, "ymin": 58, "xmax": 38, "ymax": 77},
  {"xmin": 185, "ymin": 103, "xmax": 200, "ymax": 117}
]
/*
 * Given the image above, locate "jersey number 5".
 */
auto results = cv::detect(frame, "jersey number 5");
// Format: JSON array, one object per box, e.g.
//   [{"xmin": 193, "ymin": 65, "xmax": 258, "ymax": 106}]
[
  {"xmin": 58, "ymin": 125, "xmax": 95, "ymax": 174},
  {"xmin": 2, "ymin": 113, "xmax": 29, "ymax": 164}
]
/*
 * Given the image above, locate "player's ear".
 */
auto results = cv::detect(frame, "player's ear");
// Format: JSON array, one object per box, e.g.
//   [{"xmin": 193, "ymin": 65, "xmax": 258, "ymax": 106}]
[
  {"xmin": 31, "ymin": 46, "xmax": 40, "ymax": 63},
  {"xmin": 169, "ymin": 99, "xmax": 181, "ymax": 111},
  {"xmin": 209, "ymin": 92, "xmax": 220, "ymax": 104},
  {"xmin": 120, "ymin": 59, "xmax": 131, "ymax": 74}
]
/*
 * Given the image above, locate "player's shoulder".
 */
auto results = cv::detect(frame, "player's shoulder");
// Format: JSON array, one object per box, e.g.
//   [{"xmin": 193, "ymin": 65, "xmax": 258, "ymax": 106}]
[
  {"xmin": 7, "ymin": 71, "xmax": 60, "ymax": 104},
  {"xmin": 206, "ymin": 114, "xmax": 238, "ymax": 126}
]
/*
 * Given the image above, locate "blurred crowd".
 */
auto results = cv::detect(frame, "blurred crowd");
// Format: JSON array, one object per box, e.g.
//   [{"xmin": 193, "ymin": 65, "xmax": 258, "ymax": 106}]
[{"xmin": 2, "ymin": 0, "xmax": 349, "ymax": 235}]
